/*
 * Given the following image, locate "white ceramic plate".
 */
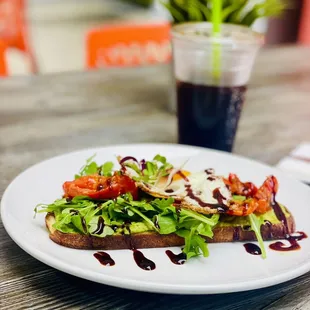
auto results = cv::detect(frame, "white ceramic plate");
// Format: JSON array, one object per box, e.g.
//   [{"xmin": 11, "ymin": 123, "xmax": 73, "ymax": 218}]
[{"xmin": 2, "ymin": 143, "xmax": 310, "ymax": 294}]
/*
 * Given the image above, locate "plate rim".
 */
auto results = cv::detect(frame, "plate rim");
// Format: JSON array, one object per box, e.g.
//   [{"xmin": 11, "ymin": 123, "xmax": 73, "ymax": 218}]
[{"xmin": 2, "ymin": 142, "xmax": 310, "ymax": 294}]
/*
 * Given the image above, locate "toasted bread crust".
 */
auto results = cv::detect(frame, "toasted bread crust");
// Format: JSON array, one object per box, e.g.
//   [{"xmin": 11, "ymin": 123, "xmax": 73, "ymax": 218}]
[{"xmin": 45, "ymin": 212, "xmax": 296, "ymax": 250}]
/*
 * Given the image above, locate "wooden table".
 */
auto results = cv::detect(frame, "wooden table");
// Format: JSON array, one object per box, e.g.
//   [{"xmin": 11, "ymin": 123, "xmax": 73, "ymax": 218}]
[{"xmin": 1, "ymin": 46, "xmax": 310, "ymax": 309}]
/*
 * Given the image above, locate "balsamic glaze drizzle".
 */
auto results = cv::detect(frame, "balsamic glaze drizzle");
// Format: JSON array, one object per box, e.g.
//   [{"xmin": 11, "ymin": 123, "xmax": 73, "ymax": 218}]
[
  {"xmin": 165, "ymin": 250, "xmax": 187, "ymax": 265},
  {"xmin": 205, "ymin": 168, "xmax": 215, "ymax": 175},
  {"xmin": 269, "ymin": 232, "xmax": 307, "ymax": 252},
  {"xmin": 244, "ymin": 243, "xmax": 262, "ymax": 255},
  {"xmin": 268, "ymin": 177, "xmax": 307, "ymax": 252},
  {"xmin": 93, "ymin": 217, "xmax": 104, "ymax": 235},
  {"xmin": 133, "ymin": 250, "xmax": 156, "ymax": 270},
  {"xmin": 185, "ymin": 184, "xmax": 228, "ymax": 212},
  {"xmin": 93, "ymin": 252, "xmax": 115, "ymax": 266}
]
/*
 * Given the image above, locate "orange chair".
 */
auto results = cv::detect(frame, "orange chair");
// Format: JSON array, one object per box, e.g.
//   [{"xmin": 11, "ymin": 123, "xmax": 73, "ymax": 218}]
[
  {"xmin": 298, "ymin": 0, "xmax": 310, "ymax": 45},
  {"xmin": 0, "ymin": 0, "xmax": 37, "ymax": 73},
  {"xmin": 0, "ymin": 40, "xmax": 7, "ymax": 76},
  {"xmin": 86, "ymin": 22, "xmax": 172, "ymax": 68}
]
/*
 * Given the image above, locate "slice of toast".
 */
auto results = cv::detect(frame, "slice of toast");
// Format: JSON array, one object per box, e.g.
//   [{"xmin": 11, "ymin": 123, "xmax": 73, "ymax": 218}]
[{"xmin": 45, "ymin": 212, "xmax": 296, "ymax": 250}]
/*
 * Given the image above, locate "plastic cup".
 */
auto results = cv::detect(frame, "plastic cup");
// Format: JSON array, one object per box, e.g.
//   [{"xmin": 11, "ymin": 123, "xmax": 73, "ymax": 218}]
[{"xmin": 171, "ymin": 22, "xmax": 262, "ymax": 152}]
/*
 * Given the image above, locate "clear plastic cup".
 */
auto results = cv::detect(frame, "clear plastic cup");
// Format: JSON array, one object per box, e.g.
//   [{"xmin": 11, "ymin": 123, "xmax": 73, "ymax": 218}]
[{"xmin": 171, "ymin": 22, "xmax": 262, "ymax": 152}]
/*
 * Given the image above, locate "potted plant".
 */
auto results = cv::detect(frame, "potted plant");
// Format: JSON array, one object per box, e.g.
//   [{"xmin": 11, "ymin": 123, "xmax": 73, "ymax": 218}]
[{"xmin": 161, "ymin": 0, "xmax": 288, "ymax": 28}]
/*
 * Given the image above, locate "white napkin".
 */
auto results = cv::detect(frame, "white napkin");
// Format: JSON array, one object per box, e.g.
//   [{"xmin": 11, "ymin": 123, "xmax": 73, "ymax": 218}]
[{"xmin": 276, "ymin": 143, "xmax": 310, "ymax": 184}]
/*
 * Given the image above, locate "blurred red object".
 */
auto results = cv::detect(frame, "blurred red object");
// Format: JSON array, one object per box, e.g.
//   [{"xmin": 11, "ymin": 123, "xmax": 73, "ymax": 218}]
[
  {"xmin": 86, "ymin": 22, "xmax": 171, "ymax": 68},
  {"xmin": 0, "ymin": 40, "xmax": 7, "ymax": 76},
  {"xmin": 298, "ymin": 0, "xmax": 310, "ymax": 45},
  {"xmin": 0, "ymin": 0, "xmax": 37, "ymax": 73}
]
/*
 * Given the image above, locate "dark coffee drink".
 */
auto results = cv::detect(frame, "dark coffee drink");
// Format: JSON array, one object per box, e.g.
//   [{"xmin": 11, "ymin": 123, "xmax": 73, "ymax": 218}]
[{"xmin": 177, "ymin": 81, "xmax": 247, "ymax": 152}]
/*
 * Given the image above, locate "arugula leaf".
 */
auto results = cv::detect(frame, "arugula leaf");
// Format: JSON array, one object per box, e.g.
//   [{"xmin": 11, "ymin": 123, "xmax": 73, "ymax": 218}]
[
  {"xmin": 126, "ymin": 205, "xmax": 159, "ymax": 232},
  {"xmin": 74, "ymin": 155, "xmax": 116, "ymax": 179},
  {"xmin": 88, "ymin": 216, "xmax": 115, "ymax": 237},
  {"xmin": 196, "ymin": 222, "xmax": 213, "ymax": 238},
  {"xmin": 156, "ymin": 214, "xmax": 177, "ymax": 234},
  {"xmin": 179, "ymin": 209, "xmax": 220, "ymax": 226},
  {"xmin": 124, "ymin": 162, "xmax": 141, "ymax": 175},
  {"xmin": 193, "ymin": 235, "xmax": 209, "ymax": 257},
  {"xmin": 99, "ymin": 161, "xmax": 114, "ymax": 177},
  {"xmin": 83, "ymin": 200, "xmax": 112, "ymax": 223},
  {"xmin": 248, "ymin": 213, "xmax": 267, "ymax": 259},
  {"xmin": 53, "ymin": 211, "xmax": 79, "ymax": 233},
  {"xmin": 71, "ymin": 214, "xmax": 86, "ymax": 233},
  {"xmin": 53, "ymin": 222, "xmax": 79, "ymax": 234},
  {"xmin": 176, "ymin": 227, "xmax": 209, "ymax": 259},
  {"xmin": 151, "ymin": 198, "xmax": 175, "ymax": 211},
  {"xmin": 176, "ymin": 217, "xmax": 214, "ymax": 258},
  {"xmin": 75, "ymin": 154, "xmax": 98, "ymax": 179},
  {"xmin": 153, "ymin": 154, "xmax": 167, "ymax": 164},
  {"xmin": 120, "ymin": 154, "xmax": 173, "ymax": 185},
  {"xmin": 179, "ymin": 219, "xmax": 213, "ymax": 238}
]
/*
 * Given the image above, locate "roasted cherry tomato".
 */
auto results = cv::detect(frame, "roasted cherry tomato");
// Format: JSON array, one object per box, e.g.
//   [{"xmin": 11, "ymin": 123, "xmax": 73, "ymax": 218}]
[
  {"xmin": 226, "ymin": 173, "xmax": 258, "ymax": 197},
  {"xmin": 63, "ymin": 174, "xmax": 138, "ymax": 200},
  {"xmin": 254, "ymin": 175, "xmax": 278, "ymax": 214},
  {"xmin": 226, "ymin": 175, "xmax": 278, "ymax": 216}
]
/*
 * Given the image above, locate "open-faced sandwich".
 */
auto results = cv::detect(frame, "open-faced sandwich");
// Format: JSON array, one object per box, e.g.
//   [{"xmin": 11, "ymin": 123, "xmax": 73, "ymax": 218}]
[{"xmin": 35, "ymin": 154, "xmax": 306, "ymax": 267}]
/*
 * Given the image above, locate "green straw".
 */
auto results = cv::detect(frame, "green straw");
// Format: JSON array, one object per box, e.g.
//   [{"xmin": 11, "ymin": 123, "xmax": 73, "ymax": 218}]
[{"xmin": 212, "ymin": 0, "xmax": 222, "ymax": 83}]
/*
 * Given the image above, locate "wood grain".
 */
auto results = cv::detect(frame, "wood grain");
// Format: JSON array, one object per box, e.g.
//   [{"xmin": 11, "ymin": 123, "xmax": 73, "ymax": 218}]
[{"xmin": 1, "ymin": 45, "xmax": 310, "ymax": 310}]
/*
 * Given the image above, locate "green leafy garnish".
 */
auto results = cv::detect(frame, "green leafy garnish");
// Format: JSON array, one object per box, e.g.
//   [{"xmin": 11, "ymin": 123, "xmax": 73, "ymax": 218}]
[
  {"xmin": 120, "ymin": 154, "xmax": 173, "ymax": 185},
  {"xmin": 99, "ymin": 161, "xmax": 114, "ymax": 177},
  {"xmin": 156, "ymin": 214, "xmax": 177, "ymax": 234},
  {"xmin": 35, "ymin": 193, "xmax": 219, "ymax": 260},
  {"xmin": 74, "ymin": 155, "xmax": 114, "ymax": 179},
  {"xmin": 248, "ymin": 213, "xmax": 267, "ymax": 259},
  {"xmin": 75, "ymin": 154, "xmax": 98, "ymax": 179}
]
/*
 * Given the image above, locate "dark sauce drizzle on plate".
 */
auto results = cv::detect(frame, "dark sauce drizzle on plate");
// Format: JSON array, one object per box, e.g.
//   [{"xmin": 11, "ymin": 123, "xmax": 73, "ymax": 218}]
[
  {"xmin": 269, "ymin": 232, "xmax": 308, "ymax": 252},
  {"xmin": 244, "ymin": 243, "xmax": 262, "ymax": 255},
  {"xmin": 165, "ymin": 250, "xmax": 187, "ymax": 265},
  {"xmin": 133, "ymin": 250, "xmax": 156, "ymax": 270},
  {"xmin": 123, "ymin": 221, "xmax": 156, "ymax": 270},
  {"xmin": 93, "ymin": 252, "xmax": 115, "ymax": 266},
  {"xmin": 268, "ymin": 177, "xmax": 307, "ymax": 252},
  {"xmin": 94, "ymin": 221, "xmax": 156, "ymax": 270}
]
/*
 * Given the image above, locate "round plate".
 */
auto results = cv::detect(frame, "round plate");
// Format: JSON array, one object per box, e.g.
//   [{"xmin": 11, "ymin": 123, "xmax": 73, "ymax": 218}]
[{"xmin": 2, "ymin": 143, "xmax": 310, "ymax": 294}]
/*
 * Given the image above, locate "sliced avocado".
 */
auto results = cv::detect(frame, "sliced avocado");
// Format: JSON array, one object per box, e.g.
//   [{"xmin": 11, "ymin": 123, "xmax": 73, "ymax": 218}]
[
  {"xmin": 129, "ymin": 221, "xmax": 153, "ymax": 233},
  {"xmin": 113, "ymin": 221, "xmax": 154, "ymax": 235}
]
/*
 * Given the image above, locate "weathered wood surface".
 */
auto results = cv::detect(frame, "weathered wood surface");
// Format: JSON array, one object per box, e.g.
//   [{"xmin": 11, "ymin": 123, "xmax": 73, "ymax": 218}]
[{"xmin": 1, "ymin": 46, "xmax": 310, "ymax": 310}]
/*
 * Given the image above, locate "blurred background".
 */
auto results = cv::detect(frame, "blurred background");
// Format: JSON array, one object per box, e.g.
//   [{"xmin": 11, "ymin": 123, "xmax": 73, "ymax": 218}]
[{"xmin": 2, "ymin": 0, "xmax": 309, "ymax": 76}]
